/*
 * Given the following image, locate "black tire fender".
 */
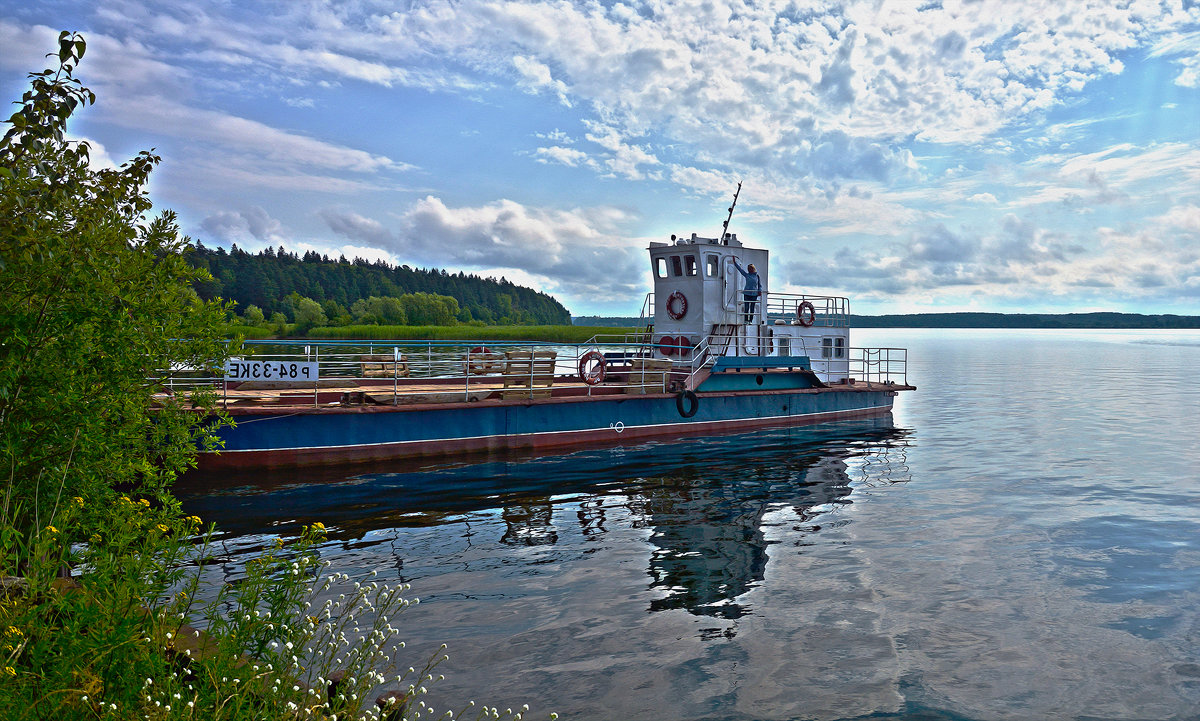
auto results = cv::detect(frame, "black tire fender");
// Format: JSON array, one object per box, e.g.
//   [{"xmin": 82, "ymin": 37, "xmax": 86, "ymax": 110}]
[{"xmin": 676, "ymin": 389, "xmax": 699, "ymax": 418}]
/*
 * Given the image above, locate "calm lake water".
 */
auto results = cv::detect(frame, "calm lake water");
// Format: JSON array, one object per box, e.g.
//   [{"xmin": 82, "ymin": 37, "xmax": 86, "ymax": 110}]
[{"xmin": 177, "ymin": 329, "xmax": 1200, "ymax": 720}]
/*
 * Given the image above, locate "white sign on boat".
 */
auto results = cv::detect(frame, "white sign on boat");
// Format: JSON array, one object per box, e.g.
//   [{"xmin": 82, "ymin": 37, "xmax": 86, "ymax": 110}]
[{"xmin": 223, "ymin": 359, "xmax": 319, "ymax": 382}]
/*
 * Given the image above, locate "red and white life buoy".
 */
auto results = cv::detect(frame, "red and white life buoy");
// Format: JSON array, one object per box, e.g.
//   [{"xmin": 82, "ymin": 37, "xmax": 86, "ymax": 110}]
[
  {"xmin": 465, "ymin": 346, "xmax": 501, "ymax": 375},
  {"xmin": 796, "ymin": 301, "xmax": 816, "ymax": 327},
  {"xmin": 666, "ymin": 291, "xmax": 688, "ymax": 320},
  {"xmin": 578, "ymin": 351, "xmax": 606, "ymax": 385}
]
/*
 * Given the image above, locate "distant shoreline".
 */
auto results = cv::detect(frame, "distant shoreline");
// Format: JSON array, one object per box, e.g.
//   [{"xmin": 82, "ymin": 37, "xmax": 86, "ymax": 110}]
[
  {"xmin": 851, "ymin": 312, "xmax": 1200, "ymax": 329},
  {"xmin": 573, "ymin": 312, "xmax": 1200, "ymax": 329}
]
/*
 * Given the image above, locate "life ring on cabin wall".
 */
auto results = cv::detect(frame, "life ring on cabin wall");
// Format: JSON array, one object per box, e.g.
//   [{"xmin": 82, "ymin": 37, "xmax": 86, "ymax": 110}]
[
  {"xmin": 657, "ymin": 335, "xmax": 677, "ymax": 356},
  {"xmin": 796, "ymin": 301, "xmax": 816, "ymax": 327},
  {"xmin": 675, "ymin": 336, "xmax": 692, "ymax": 357},
  {"xmin": 465, "ymin": 346, "xmax": 501, "ymax": 375},
  {"xmin": 578, "ymin": 351, "xmax": 606, "ymax": 385},
  {"xmin": 666, "ymin": 291, "xmax": 688, "ymax": 320}
]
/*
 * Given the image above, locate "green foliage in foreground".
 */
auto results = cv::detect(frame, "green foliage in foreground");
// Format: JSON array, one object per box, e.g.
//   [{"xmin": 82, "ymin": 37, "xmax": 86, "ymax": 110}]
[
  {"xmin": 0, "ymin": 33, "xmax": 541, "ymax": 721},
  {"xmin": 307, "ymin": 324, "xmax": 633, "ymax": 343},
  {"xmin": 0, "ymin": 32, "xmax": 231, "ymax": 540},
  {"xmin": 2, "ymin": 506, "xmax": 437, "ymax": 720}
]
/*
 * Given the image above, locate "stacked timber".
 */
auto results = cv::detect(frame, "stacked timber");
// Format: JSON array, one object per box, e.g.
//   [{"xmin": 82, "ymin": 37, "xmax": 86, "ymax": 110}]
[
  {"xmin": 624, "ymin": 358, "xmax": 674, "ymax": 394},
  {"xmin": 502, "ymin": 350, "xmax": 556, "ymax": 399},
  {"xmin": 360, "ymin": 353, "xmax": 409, "ymax": 378}
]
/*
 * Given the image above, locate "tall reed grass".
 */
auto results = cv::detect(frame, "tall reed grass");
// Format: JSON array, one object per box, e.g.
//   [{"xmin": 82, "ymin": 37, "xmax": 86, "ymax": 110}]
[{"xmin": 306, "ymin": 325, "xmax": 634, "ymax": 343}]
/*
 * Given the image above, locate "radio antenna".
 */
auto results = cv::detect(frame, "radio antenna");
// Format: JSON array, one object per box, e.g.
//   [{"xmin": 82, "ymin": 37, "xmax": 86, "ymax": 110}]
[{"xmin": 720, "ymin": 181, "xmax": 742, "ymax": 245}]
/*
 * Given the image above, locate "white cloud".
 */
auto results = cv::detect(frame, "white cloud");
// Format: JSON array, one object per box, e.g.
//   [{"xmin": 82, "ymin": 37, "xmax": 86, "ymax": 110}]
[
  {"xmin": 534, "ymin": 146, "xmax": 592, "ymax": 168},
  {"xmin": 321, "ymin": 197, "xmax": 645, "ymax": 307},
  {"xmin": 781, "ymin": 207, "xmax": 1200, "ymax": 309},
  {"xmin": 52, "ymin": 1, "xmax": 1190, "ymax": 192},
  {"xmin": 201, "ymin": 206, "xmax": 288, "ymax": 245}
]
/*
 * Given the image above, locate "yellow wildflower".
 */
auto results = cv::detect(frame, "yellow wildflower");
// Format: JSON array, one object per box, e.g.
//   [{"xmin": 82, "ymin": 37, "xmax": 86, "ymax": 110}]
[
  {"xmin": 6, "ymin": 626, "xmax": 22, "ymax": 637},
  {"xmin": 138, "ymin": 499, "xmax": 151, "ymax": 508},
  {"xmin": 2, "ymin": 667, "xmax": 15, "ymax": 677},
  {"xmin": 311, "ymin": 522, "xmax": 326, "ymax": 532},
  {"xmin": 155, "ymin": 524, "xmax": 170, "ymax": 534},
  {"xmin": 44, "ymin": 525, "xmax": 58, "ymax": 536},
  {"xmin": 72, "ymin": 496, "xmax": 84, "ymax": 507}
]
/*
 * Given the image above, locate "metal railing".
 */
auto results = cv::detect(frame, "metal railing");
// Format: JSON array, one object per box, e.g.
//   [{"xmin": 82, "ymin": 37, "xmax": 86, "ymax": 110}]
[
  {"xmin": 849, "ymin": 347, "xmax": 908, "ymax": 386},
  {"xmin": 155, "ymin": 333, "xmax": 908, "ymax": 408},
  {"xmin": 640, "ymin": 290, "xmax": 848, "ymax": 328},
  {"xmin": 762, "ymin": 292, "xmax": 849, "ymax": 327}
]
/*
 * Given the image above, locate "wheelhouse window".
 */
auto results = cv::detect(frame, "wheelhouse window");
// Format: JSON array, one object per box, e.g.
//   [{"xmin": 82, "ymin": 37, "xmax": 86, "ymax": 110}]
[
  {"xmin": 834, "ymin": 337, "xmax": 845, "ymax": 359},
  {"xmin": 654, "ymin": 256, "xmax": 668, "ymax": 278},
  {"xmin": 822, "ymin": 337, "xmax": 833, "ymax": 359},
  {"xmin": 670, "ymin": 255, "xmax": 683, "ymax": 277},
  {"xmin": 684, "ymin": 255, "xmax": 698, "ymax": 276},
  {"xmin": 705, "ymin": 254, "xmax": 719, "ymax": 277}
]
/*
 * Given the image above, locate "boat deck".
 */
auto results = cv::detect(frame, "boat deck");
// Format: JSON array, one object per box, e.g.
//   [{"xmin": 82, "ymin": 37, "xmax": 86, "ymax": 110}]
[{"xmin": 200, "ymin": 371, "xmax": 914, "ymax": 414}]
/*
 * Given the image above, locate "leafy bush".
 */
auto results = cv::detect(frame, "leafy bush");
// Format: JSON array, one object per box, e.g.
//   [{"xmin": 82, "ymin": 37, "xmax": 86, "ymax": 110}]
[{"xmin": 0, "ymin": 33, "xmax": 541, "ymax": 721}]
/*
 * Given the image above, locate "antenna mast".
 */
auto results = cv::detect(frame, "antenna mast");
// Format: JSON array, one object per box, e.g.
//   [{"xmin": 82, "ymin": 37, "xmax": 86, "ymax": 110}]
[{"xmin": 720, "ymin": 181, "xmax": 742, "ymax": 245}]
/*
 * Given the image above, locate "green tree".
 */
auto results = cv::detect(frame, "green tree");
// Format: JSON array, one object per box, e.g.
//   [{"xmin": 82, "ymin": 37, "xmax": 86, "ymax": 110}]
[
  {"xmin": 0, "ymin": 32, "xmax": 231, "ymax": 540},
  {"xmin": 401, "ymin": 291, "xmax": 460, "ymax": 326},
  {"xmin": 351, "ymin": 295, "xmax": 406, "ymax": 325},
  {"xmin": 292, "ymin": 296, "xmax": 327, "ymax": 332},
  {"xmin": 242, "ymin": 304, "xmax": 265, "ymax": 326}
]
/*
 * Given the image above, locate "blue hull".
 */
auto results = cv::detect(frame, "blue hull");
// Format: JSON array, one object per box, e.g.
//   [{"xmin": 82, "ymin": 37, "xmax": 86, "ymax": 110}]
[{"xmin": 201, "ymin": 386, "xmax": 899, "ymax": 469}]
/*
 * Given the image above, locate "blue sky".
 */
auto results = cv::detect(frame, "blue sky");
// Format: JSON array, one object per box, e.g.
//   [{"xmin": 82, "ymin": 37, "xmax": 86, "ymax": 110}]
[{"xmin": 2, "ymin": 1, "xmax": 1199, "ymax": 316}]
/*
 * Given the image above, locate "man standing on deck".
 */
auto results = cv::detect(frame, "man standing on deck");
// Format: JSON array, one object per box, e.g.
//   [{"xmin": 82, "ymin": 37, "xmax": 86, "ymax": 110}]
[{"xmin": 731, "ymin": 258, "xmax": 760, "ymax": 324}]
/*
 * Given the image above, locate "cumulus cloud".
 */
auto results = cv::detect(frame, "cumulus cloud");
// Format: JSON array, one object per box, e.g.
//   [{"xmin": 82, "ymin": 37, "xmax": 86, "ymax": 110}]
[
  {"xmin": 534, "ymin": 146, "xmax": 592, "ymax": 168},
  {"xmin": 48, "ymin": 0, "xmax": 1192, "ymax": 196},
  {"xmin": 779, "ymin": 208, "xmax": 1200, "ymax": 309},
  {"xmin": 321, "ymin": 197, "xmax": 645, "ymax": 307},
  {"xmin": 201, "ymin": 206, "xmax": 288, "ymax": 245}
]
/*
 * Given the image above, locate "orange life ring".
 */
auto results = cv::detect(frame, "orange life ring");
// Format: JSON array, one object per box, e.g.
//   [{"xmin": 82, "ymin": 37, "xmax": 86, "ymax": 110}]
[
  {"xmin": 465, "ymin": 346, "xmax": 500, "ymax": 375},
  {"xmin": 578, "ymin": 351, "xmax": 606, "ymax": 385},
  {"xmin": 657, "ymin": 335, "xmax": 677, "ymax": 356},
  {"xmin": 666, "ymin": 291, "xmax": 688, "ymax": 320},
  {"xmin": 796, "ymin": 301, "xmax": 816, "ymax": 327}
]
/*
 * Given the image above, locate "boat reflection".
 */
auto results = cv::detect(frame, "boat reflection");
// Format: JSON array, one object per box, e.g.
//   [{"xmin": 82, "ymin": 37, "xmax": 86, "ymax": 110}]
[{"xmin": 177, "ymin": 416, "xmax": 911, "ymax": 619}]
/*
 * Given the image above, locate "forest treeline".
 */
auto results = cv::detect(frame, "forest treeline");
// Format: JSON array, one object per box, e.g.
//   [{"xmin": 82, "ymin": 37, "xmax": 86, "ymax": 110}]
[{"xmin": 188, "ymin": 244, "xmax": 571, "ymax": 328}]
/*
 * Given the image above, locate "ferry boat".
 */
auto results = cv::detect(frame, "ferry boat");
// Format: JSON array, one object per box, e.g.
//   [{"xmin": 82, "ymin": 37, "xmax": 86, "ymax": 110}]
[{"xmin": 187, "ymin": 204, "xmax": 914, "ymax": 470}]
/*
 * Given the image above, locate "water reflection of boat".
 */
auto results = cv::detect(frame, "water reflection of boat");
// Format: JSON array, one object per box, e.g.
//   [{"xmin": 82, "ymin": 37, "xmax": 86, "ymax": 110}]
[
  {"xmin": 178, "ymin": 418, "xmax": 911, "ymax": 619},
  {"xmin": 185, "ymin": 189, "xmax": 913, "ymax": 470}
]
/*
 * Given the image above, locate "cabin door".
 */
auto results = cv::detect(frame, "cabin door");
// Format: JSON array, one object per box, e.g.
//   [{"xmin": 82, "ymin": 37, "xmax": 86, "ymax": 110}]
[{"xmin": 722, "ymin": 258, "xmax": 739, "ymax": 312}]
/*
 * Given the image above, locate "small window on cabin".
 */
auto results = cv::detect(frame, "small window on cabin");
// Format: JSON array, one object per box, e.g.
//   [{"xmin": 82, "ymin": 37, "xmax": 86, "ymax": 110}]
[
  {"xmin": 779, "ymin": 336, "xmax": 790, "ymax": 356},
  {"xmin": 670, "ymin": 255, "xmax": 683, "ymax": 277},
  {"xmin": 684, "ymin": 255, "xmax": 698, "ymax": 276},
  {"xmin": 655, "ymin": 257, "xmax": 668, "ymax": 278},
  {"xmin": 834, "ymin": 337, "xmax": 845, "ymax": 359},
  {"xmin": 705, "ymin": 254, "xmax": 718, "ymax": 277},
  {"xmin": 822, "ymin": 337, "xmax": 833, "ymax": 359}
]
